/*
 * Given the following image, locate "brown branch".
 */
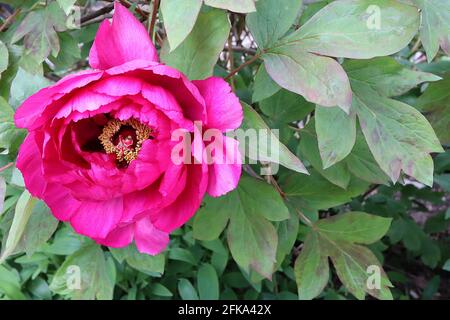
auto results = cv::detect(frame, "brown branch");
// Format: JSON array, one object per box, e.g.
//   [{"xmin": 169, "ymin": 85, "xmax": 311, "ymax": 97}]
[
  {"xmin": 223, "ymin": 45, "xmax": 257, "ymax": 55},
  {"xmin": 149, "ymin": 0, "xmax": 160, "ymax": 38},
  {"xmin": 224, "ymin": 53, "xmax": 261, "ymax": 81},
  {"xmin": 0, "ymin": 9, "xmax": 21, "ymax": 33},
  {"xmin": 0, "ymin": 162, "xmax": 13, "ymax": 173},
  {"xmin": 80, "ymin": 3, "xmax": 114, "ymax": 24}
]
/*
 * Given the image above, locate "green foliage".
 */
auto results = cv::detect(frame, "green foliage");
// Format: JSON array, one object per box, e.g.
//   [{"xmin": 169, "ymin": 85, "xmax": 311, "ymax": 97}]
[{"xmin": 0, "ymin": 0, "xmax": 449, "ymax": 301}]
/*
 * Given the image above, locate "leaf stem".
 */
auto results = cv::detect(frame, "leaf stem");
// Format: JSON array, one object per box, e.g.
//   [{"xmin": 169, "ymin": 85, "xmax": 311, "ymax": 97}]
[
  {"xmin": 0, "ymin": 9, "xmax": 21, "ymax": 33},
  {"xmin": 149, "ymin": 0, "xmax": 160, "ymax": 39},
  {"xmin": 0, "ymin": 162, "xmax": 13, "ymax": 173},
  {"xmin": 224, "ymin": 53, "xmax": 261, "ymax": 81}
]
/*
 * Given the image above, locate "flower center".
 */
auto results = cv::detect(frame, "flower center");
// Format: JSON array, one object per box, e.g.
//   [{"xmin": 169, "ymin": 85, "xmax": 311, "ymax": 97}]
[{"xmin": 99, "ymin": 119, "xmax": 152, "ymax": 164}]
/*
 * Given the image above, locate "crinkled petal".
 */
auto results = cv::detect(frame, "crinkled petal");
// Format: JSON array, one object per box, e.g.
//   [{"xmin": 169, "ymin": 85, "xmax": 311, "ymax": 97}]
[
  {"xmin": 134, "ymin": 217, "xmax": 169, "ymax": 255},
  {"xmin": 207, "ymin": 136, "xmax": 242, "ymax": 197},
  {"xmin": 89, "ymin": 2, "xmax": 158, "ymax": 70},
  {"xmin": 70, "ymin": 197, "xmax": 124, "ymax": 239},
  {"xmin": 96, "ymin": 224, "xmax": 134, "ymax": 248},
  {"xmin": 193, "ymin": 77, "xmax": 243, "ymax": 131}
]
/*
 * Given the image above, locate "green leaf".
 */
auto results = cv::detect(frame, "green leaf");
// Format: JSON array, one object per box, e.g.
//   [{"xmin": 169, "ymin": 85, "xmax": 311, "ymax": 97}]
[
  {"xmin": 416, "ymin": 76, "xmax": 450, "ymax": 145},
  {"xmin": 299, "ymin": 119, "xmax": 351, "ymax": 189},
  {"xmin": 178, "ymin": 278, "xmax": 199, "ymax": 300},
  {"xmin": 247, "ymin": 0, "xmax": 303, "ymax": 49},
  {"xmin": 204, "ymin": 0, "xmax": 256, "ymax": 13},
  {"xmin": 412, "ymin": 0, "xmax": 450, "ymax": 62},
  {"xmin": 295, "ymin": 231, "xmax": 329, "ymax": 300},
  {"xmin": 0, "ymin": 41, "xmax": 8, "ymax": 76},
  {"xmin": 240, "ymin": 102, "xmax": 308, "ymax": 174},
  {"xmin": 0, "ymin": 177, "xmax": 5, "ymax": 214},
  {"xmin": 110, "ymin": 244, "xmax": 165, "ymax": 275},
  {"xmin": 14, "ymin": 200, "xmax": 58, "ymax": 257},
  {"xmin": 197, "ymin": 263, "xmax": 219, "ymax": 300},
  {"xmin": 169, "ymin": 248, "xmax": 197, "ymax": 265},
  {"xmin": 11, "ymin": 2, "xmax": 67, "ymax": 63},
  {"xmin": 315, "ymin": 212, "xmax": 392, "ymax": 244},
  {"xmin": 0, "ymin": 190, "xmax": 36, "ymax": 263},
  {"xmin": 0, "ymin": 96, "xmax": 26, "ymax": 153},
  {"xmin": 193, "ymin": 196, "xmax": 234, "ymax": 241},
  {"xmin": 344, "ymin": 57, "xmax": 441, "ymax": 97},
  {"xmin": 283, "ymin": 170, "xmax": 369, "ymax": 210},
  {"xmin": 263, "ymin": 46, "xmax": 352, "ymax": 112},
  {"xmin": 295, "ymin": 212, "xmax": 393, "ymax": 300},
  {"xmin": 9, "ymin": 67, "xmax": 52, "ymax": 109},
  {"xmin": 344, "ymin": 131, "xmax": 390, "ymax": 185},
  {"xmin": 352, "ymin": 83, "xmax": 443, "ymax": 186},
  {"xmin": 50, "ymin": 243, "xmax": 116, "ymax": 300},
  {"xmin": 226, "ymin": 176, "xmax": 290, "ymax": 278},
  {"xmin": 315, "ymin": 106, "xmax": 356, "ymax": 169},
  {"xmin": 282, "ymin": 0, "xmax": 420, "ymax": 59},
  {"xmin": 0, "ymin": 265, "xmax": 26, "ymax": 299},
  {"xmin": 161, "ymin": 0, "xmax": 203, "ymax": 51},
  {"xmin": 151, "ymin": 283, "xmax": 173, "ymax": 297},
  {"xmin": 161, "ymin": 8, "xmax": 230, "ymax": 80},
  {"xmin": 259, "ymin": 89, "xmax": 315, "ymax": 124},
  {"xmin": 57, "ymin": 0, "xmax": 77, "ymax": 15},
  {"xmin": 252, "ymin": 64, "xmax": 281, "ymax": 103}
]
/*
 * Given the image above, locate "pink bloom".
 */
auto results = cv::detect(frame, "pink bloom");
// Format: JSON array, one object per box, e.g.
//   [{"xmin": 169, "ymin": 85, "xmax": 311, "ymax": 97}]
[{"xmin": 14, "ymin": 2, "xmax": 242, "ymax": 255}]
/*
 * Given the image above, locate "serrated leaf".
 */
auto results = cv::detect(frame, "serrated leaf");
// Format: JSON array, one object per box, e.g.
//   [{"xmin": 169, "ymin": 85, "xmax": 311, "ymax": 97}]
[
  {"xmin": 247, "ymin": 0, "xmax": 303, "ymax": 49},
  {"xmin": 11, "ymin": 2, "xmax": 67, "ymax": 63},
  {"xmin": 0, "ymin": 190, "xmax": 36, "ymax": 264},
  {"xmin": 412, "ymin": 0, "xmax": 450, "ymax": 62},
  {"xmin": 352, "ymin": 83, "xmax": 443, "ymax": 186},
  {"xmin": 161, "ymin": 8, "xmax": 230, "ymax": 80},
  {"xmin": 50, "ymin": 243, "xmax": 116, "ymax": 300},
  {"xmin": 204, "ymin": 0, "xmax": 256, "ymax": 13},
  {"xmin": 259, "ymin": 89, "xmax": 315, "ymax": 124},
  {"xmin": 315, "ymin": 106, "xmax": 356, "ymax": 169},
  {"xmin": 344, "ymin": 57, "xmax": 441, "ymax": 97},
  {"xmin": 161, "ymin": 0, "xmax": 203, "ymax": 51},
  {"xmin": 0, "ymin": 96, "xmax": 26, "ymax": 153},
  {"xmin": 197, "ymin": 263, "xmax": 219, "ymax": 300},
  {"xmin": 252, "ymin": 64, "xmax": 281, "ymax": 103},
  {"xmin": 240, "ymin": 102, "xmax": 308, "ymax": 174},
  {"xmin": 110, "ymin": 244, "xmax": 165, "ymax": 275},
  {"xmin": 281, "ymin": 0, "xmax": 420, "ymax": 59},
  {"xmin": 416, "ymin": 76, "xmax": 450, "ymax": 145},
  {"xmin": 9, "ymin": 67, "xmax": 52, "ymax": 109},
  {"xmin": 263, "ymin": 46, "xmax": 352, "ymax": 112}
]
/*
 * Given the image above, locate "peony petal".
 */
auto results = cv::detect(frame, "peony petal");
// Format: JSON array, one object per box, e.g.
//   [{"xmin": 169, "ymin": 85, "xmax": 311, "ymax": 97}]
[
  {"xmin": 16, "ymin": 133, "xmax": 47, "ymax": 197},
  {"xmin": 70, "ymin": 197, "xmax": 124, "ymax": 239},
  {"xmin": 96, "ymin": 224, "xmax": 134, "ymax": 248},
  {"xmin": 14, "ymin": 70, "xmax": 103, "ymax": 129},
  {"xmin": 89, "ymin": 2, "xmax": 158, "ymax": 70},
  {"xmin": 134, "ymin": 217, "xmax": 169, "ymax": 255},
  {"xmin": 206, "ymin": 136, "xmax": 242, "ymax": 197},
  {"xmin": 43, "ymin": 183, "xmax": 80, "ymax": 221},
  {"xmin": 193, "ymin": 77, "xmax": 243, "ymax": 131},
  {"xmin": 152, "ymin": 163, "xmax": 208, "ymax": 233}
]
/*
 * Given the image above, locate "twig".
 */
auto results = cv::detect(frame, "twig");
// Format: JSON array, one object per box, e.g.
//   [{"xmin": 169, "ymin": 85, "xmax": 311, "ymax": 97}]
[
  {"xmin": 227, "ymin": 35, "xmax": 236, "ymax": 90},
  {"xmin": 224, "ymin": 53, "xmax": 261, "ymax": 81},
  {"xmin": 0, "ymin": 162, "xmax": 13, "ymax": 173},
  {"xmin": 0, "ymin": 9, "xmax": 21, "ymax": 32},
  {"xmin": 80, "ymin": 3, "xmax": 114, "ymax": 24},
  {"xmin": 149, "ymin": 0, "xmax": 160, "ymax": 39},
  {"xmin": 223, "ymin": 45, "xmax": 257, "ymax": 55}
]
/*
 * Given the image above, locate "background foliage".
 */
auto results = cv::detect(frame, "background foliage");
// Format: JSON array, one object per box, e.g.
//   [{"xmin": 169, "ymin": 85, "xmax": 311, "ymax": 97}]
[{"xmin": 0, "ymin": 0, "xmax": 449, "ymax": 300}]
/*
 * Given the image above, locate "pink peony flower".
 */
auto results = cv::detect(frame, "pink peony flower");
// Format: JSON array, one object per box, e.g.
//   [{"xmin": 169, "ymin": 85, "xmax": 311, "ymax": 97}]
[{"xmin": 14, "ymin": 2, "xmax": 242, "ymax": 255}]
